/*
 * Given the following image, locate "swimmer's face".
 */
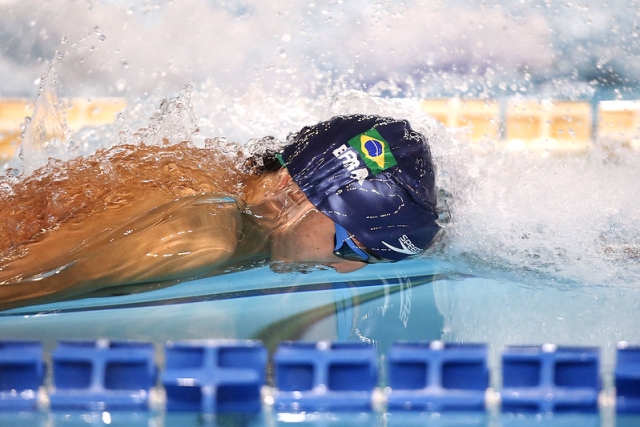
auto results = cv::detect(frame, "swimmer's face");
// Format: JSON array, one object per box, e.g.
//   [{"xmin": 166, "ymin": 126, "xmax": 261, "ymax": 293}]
[
  {"xmin": 269, "ymin": 208, "xmax": 367, "ymax": 274},
  {"xmin": 261, "ymin": 172, "xmax": 364, "ymax": 273}
]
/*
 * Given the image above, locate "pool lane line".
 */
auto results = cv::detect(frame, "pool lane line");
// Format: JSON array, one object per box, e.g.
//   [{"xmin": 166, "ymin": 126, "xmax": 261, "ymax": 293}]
[{"xmin": 0, "ymin": 272, "xmax": 452, "ymax": 317}]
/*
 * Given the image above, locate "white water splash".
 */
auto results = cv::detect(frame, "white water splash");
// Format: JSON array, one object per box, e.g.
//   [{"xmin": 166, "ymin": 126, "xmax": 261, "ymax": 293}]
[
  {"xmin": 13, "ymin": 76, "xmax": 640, "ymax": 289},
  {"xmin": 19, "ymin": 54, "xmax": 71, "ymax": 175},
  {"xmin": 442, "ymin": 146, "xmax": 640, "ymax": 287}
]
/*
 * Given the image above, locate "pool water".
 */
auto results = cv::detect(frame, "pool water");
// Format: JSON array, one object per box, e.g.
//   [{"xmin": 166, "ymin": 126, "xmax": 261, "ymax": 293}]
[
  {"xmin": 0, "ymin": 259, "xmax": 448, "ymax": 349},
  {"xmin": 2, "ymin": 1, "xmax": 640, "ymax": 424},
  {"xmin": 2, "ymin": 411, "xmax": 633, "ymax": 427},
  {"xmin": 1, "ymin": 258, "xmax": 639, "ymax": 425},
  {"xmin": 3, "ymin": 256, "xmax": 639, "ymax": 363}
]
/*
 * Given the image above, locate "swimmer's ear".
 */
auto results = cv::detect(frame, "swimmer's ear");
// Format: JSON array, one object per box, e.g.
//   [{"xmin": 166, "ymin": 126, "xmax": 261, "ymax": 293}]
[{"xmin": 330, "ymin": 261, "xmax": 366, "ymax": 274}]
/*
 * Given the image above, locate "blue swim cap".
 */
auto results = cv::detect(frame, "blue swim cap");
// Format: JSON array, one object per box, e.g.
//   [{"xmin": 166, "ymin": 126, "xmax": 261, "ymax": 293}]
[{"xmin": 280, "ymin": 114, "xmax": 439, "ymax": 261}]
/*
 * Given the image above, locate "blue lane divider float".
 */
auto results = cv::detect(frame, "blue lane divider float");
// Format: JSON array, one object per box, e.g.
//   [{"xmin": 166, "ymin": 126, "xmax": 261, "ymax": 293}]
[
  {"xmin": 2, "ymin": 339, "xmax": 640, "ymax": 414},
  {"xmin": 0, "ymin": 341, "xmax": 44, "ymax": 411},
  {"xmin": 49, "ymin": 340, "xmax": 157, "ymax": 411},
  {"xmin": 615, "ymin": 342, "xmax": 640, "ymax": 414},
  {"xmin": 162, "ymin": 340, "xmax": 266, "ymax": 413},
  {"xmin": 386, "ymin": 341, "xmax": 489, "ymax": 412},
  {"xmin": 501, "ymin": 344, "xmax": 600, "ymax": 413},
  {"xmin": 273, "ymin": 341, "xmax": 378, "ymax": 412}
]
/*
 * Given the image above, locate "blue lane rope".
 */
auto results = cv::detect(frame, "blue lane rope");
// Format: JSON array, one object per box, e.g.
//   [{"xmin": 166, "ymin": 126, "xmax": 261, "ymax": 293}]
[{"xmin": 0, "ymin": 339, "xmax": 638, "ymax": 415}]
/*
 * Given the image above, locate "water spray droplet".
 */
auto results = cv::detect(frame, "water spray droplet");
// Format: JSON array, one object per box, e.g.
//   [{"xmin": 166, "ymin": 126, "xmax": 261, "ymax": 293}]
[
  {"xmin": 115, "ymin": 78, "xmax": 126, "ymax": 92},
  {"xmin": 98, "ymin": 34, "xmax": 106, "ymax": 42}
]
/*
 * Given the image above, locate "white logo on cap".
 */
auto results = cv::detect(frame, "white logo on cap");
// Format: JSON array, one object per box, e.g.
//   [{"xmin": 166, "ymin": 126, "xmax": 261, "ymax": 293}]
[
  {"xmin": 382, "ymin": 235, "xmax": 421, "ymax": 255},
  {"xmin": 332, "ymin": 144, "xmax": 368, "ymax": 185}
]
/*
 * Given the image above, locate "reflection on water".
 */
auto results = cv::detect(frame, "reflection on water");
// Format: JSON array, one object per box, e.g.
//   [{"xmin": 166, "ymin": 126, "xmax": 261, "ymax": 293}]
[
  {"xmin": 1, "ymin": 259, "xmax": 639, "ymax": 371},
  {"xmin": 3, "ymin": 410, "xmax": 629, "ymax": 427},
  {"xmin": 0, "ymin": 260, "xmax": 638, "ymax": 426}
]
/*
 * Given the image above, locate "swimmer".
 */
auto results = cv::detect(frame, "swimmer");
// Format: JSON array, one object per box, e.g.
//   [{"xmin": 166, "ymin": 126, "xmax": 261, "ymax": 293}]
[{"xmin": 0, "ymin": 114, "xmax": 439, "ymax": 310}]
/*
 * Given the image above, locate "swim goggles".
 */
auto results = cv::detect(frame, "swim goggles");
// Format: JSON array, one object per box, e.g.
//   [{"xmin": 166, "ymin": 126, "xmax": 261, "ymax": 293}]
[{"xmin": 334, "ymin": 223, "xmax": 389, "ymax": 264}]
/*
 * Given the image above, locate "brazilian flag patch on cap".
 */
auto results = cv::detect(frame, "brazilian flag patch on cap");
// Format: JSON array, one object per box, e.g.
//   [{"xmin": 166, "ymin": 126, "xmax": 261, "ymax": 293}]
[{"xmin": 347, "ymin": 128, "xmax": 398, "ymax": 175}]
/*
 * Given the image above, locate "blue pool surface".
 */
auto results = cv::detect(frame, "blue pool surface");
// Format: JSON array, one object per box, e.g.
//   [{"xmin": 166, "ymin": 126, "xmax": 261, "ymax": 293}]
[
  {"xmin": 1, "ymin": 258, "xmax": 640, "ymax": 425},
  {"xmin": 0, "ymin": 258, "xmax": 451, "ymax": 350}
]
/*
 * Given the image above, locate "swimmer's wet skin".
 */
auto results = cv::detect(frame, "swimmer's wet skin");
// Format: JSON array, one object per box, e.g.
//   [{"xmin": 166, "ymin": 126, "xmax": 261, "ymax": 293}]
[{"xmin": 0, "ymin": 114, "xmax": 439, "ymax": 310}]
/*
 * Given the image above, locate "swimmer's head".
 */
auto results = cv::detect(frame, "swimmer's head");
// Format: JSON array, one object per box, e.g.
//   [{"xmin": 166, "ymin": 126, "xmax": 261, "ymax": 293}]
[{"xmin": 280, "ymin": 114, "xmax": 440, "ymax": 262}]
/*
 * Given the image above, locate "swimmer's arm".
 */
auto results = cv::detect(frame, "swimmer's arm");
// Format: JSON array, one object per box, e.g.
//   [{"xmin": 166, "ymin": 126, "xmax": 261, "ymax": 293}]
[
  {"xmin": 85, "ymin": 199, "xmax": 241, "ymax": 284},
  {"xmin": 0, "ymin": 195, "xmax": 241, "ymax": 310}
]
